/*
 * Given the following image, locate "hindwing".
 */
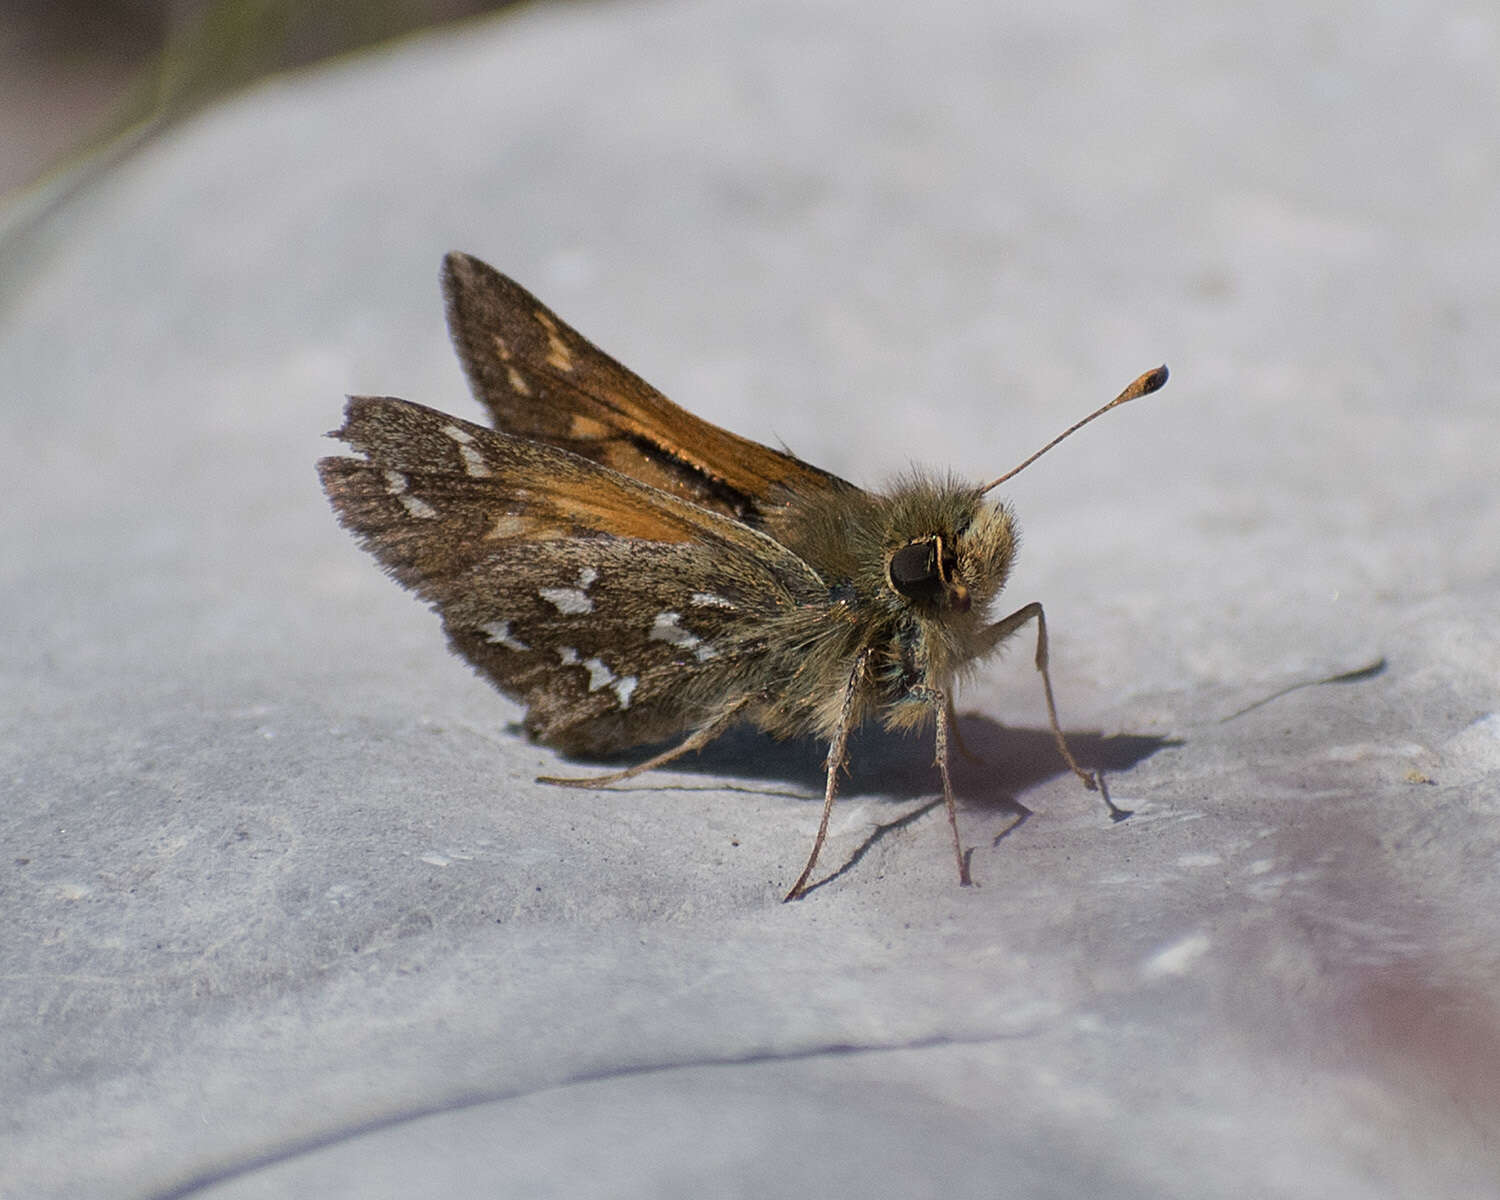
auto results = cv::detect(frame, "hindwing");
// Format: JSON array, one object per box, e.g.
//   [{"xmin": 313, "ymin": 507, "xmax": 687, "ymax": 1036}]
[{"xmin": 318, "ymin": 397, "xmax": 831, "ymax": 752}]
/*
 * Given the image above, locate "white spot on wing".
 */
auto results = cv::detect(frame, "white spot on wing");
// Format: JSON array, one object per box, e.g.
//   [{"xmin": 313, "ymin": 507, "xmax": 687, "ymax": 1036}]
[
  {"xmin": 649, "ymin": 611, "xmax": 717, "ymax": 661},
  {"xmin": 540, "ymin": 587, "xmax": 593, "ymax": 615},
  {"xmin": 690, "ymin": 592, "xmax": 736, "ymax": 610},
  {"xmin": 651, "ymin": 611, "xmax": 695, "ymax": 647},
  {"xmin": 398, "ymin": 493, "xmax": 438, "ymax": 519},
  {"xmin": 457, "ymin": 444, "xmax": 491, "ymax": 477},
  {"xmin": 582, "ymin": 656, "xmax": 615, "ymax": 692},
  {"xmin": 382, "ymin": 470, "xmax": 437, "ymax": 519},
  {"xmin": 553, "ymin": 647, "xmax": 636, "ymax": 709},
  {"xmin": 479, "ymin": 620, "xmax": 529, "ymax": 651},
  {"xmin": 442, "ymin": 423, "xmax": 476, "ymax": 445},
  {"xmin": 539, "ymin": 568, "xmax": 599, "ymax": 614},
  {"xmin": 613, "ymin": 675, "xmax": 637, "ymax": 709}
]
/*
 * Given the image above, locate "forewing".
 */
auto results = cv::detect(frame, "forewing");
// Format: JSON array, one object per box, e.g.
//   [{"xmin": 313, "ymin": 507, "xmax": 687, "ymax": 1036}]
[
  {"xmin": 318, "ymin": 396, "xmax": 829, "ymax": 753},
  {"xmin": 442, "ymin": 252, "xmax": 853, "ymax": 524}
]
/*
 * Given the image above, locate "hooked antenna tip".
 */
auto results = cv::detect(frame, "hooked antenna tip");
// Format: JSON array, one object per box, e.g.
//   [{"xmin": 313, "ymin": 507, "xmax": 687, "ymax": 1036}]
[{"xmin": 978, "ymin": 363, "xmax": 1170, "ymax": 495}]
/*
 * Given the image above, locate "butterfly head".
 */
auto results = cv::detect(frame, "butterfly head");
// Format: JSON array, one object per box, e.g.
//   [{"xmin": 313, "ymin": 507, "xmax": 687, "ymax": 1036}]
[{"xmin": 879, "ymin": 481, "xmax": 1017, "ymax": 624}]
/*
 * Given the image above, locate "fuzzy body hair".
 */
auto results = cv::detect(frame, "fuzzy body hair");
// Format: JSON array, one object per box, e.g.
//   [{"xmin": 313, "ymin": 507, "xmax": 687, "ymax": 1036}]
[{"xmin": 719, "ymin": 474, "xmax": 1020, "ymax": 742}]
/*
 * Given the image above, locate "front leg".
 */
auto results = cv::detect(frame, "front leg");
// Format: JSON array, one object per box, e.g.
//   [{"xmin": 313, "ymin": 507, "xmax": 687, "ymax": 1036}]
[
  {"xmin": 913, "ymin": 684, "xmax": 971, "ymax": 887},
  {"xmin": 980, "ymin": 601, "xmax": 1127, "ymax": 820}
]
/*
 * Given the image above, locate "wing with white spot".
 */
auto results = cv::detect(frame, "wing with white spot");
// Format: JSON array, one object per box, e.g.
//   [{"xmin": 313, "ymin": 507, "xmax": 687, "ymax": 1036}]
[
  {"xmin": 442, "ymin": 253, "xmax": 855, "ymax": 526},
  {"xmin": 319, "ymin": 396, "xmax": 831, "ymax": 753}
]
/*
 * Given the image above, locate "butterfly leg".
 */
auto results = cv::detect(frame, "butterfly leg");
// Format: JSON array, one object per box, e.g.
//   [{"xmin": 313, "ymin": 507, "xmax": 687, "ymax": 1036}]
[
  {"xmin": 982, "ymin": 601, "xmax": 1126, "ymax": 819},
  {"xmin": 537, "ymin": 696, "xmax": 751, "ymax": 788},
  {"xmin": 928, "ymin": 689, "xmax": 973, "ymax": 886},
  {"xmin": 784, "ymin": 648, "xmax": 872, "ymax": 901},
  {"xmin": 903, "ymin": 682, "xmax": 976, "ymax": 888},
  {"xmin": 944, "ymin": 695, "xmax": 986, "ymax": 766}
]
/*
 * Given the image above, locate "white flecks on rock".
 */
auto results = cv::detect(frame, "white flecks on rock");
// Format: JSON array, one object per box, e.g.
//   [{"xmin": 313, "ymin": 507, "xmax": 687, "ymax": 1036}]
[{"xmin": 1141, "ymin": 931, "xmax": 1212, "ymax": 980}]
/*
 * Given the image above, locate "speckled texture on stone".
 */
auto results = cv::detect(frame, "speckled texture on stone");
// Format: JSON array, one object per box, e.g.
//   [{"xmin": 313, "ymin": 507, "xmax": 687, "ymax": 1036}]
[{"xmin": 3, "ymin": 2, "xmax": 1498, "ymax": 1197}]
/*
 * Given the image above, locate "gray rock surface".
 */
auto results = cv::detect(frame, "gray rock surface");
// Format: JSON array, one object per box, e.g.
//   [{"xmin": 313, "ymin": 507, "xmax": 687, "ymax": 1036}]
[{"xmin": 3, "ymin": 1, "xmax": 1498, "ymax": 1196}]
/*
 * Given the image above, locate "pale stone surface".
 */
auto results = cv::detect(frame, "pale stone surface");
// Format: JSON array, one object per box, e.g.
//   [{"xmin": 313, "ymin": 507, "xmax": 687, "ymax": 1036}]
[{"xmin": 3, "ymin": 1, "xmax": 1498, "ymax": 1197}]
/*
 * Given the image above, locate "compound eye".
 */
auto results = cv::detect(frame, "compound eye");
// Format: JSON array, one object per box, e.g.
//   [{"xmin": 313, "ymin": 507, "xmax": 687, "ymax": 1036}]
[{"xmin": 888, "ymin": 539, "xmax": 942, "ymax": 601}]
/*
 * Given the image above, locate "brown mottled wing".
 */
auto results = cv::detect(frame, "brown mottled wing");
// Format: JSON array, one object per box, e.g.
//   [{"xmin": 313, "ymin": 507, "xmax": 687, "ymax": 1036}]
[
  {"xmin": 442, "ymin": 252, "xmax": 853, "ymax": 525},
  {"xmin": 318, "ymin": 396, "xmax": 830, "ymax": 754}
]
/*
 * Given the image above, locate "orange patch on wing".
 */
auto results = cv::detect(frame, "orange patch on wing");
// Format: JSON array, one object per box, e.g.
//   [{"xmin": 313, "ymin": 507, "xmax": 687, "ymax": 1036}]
[
  {"xmin": 505, "ymin": 366, "xmax": 532, "ymax": 396},
  {"xmin": 539, "ymin": 484, "xmax": 701, "ymax": 542},
  {"xmin": 486, "ymin": 513, "xmax": 568, "ymax": 541},
  {"xmin": 533, "ymin": 310, "xmax": 575, "ymax": 372},
  {"xmin": 567, "ymin": 413, "xmax": 612, "ymax": 440}
]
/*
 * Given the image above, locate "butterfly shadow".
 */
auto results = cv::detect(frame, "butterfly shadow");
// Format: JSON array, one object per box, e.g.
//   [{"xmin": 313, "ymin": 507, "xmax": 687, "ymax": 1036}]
[
  {"xmin": 548, "ymin": 715, "xmax": 1175, "ymax": 895},
  {"xmin": 554, "ymin": 712, "xmax": 1176, "ymax": 821}
]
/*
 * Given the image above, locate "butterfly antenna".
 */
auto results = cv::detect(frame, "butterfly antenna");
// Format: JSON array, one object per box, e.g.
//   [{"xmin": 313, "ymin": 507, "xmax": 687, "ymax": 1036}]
[{"xmin": 978, "ymin": 365, "xmax": 1169, "ymax": 495}]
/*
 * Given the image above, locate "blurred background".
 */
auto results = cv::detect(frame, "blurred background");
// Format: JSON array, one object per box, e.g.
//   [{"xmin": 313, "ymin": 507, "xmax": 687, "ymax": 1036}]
[{"xmin": 0, "ymin": 0, "xmax": 529, "ymax": 197}]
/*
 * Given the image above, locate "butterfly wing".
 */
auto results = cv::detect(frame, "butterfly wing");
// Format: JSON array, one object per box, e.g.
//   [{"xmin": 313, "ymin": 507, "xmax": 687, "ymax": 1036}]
[
  {"xmin": 442, "ymin": 252, "xmax": 854, "ymax": 525},
  {"xmin": 318, "ymin": 397, "xmax": 833, "ymax": 754}
]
